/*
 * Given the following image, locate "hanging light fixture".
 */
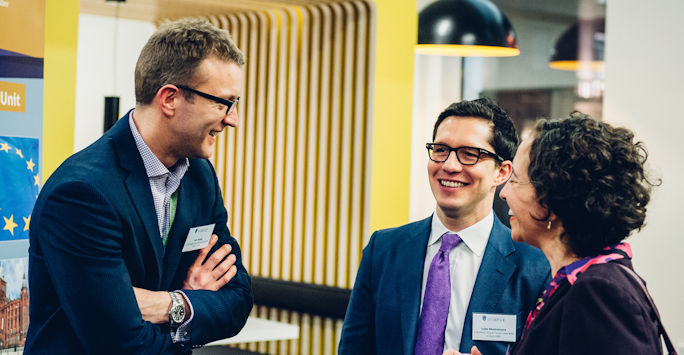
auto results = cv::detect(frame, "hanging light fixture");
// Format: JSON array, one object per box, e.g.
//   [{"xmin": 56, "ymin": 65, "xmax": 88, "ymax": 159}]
[
  {"xmin": 416, "ymin": 0, "xmax": 519, "ymax": 57},
  {"xmin": 549, "ymin": 18, "xmax": 604, "ymax": 72}
]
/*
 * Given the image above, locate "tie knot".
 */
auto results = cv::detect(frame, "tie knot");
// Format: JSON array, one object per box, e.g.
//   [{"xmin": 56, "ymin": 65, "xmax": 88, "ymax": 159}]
[{"xmin": 440, "ymin": 232, "xmax": 462, "ymax": 252}]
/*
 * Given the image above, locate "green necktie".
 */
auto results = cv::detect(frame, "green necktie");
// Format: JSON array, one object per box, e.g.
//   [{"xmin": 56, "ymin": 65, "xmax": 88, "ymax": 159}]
[{"xmin": 162, "ymin": 190, "xmax": 178, "ymax": 246}]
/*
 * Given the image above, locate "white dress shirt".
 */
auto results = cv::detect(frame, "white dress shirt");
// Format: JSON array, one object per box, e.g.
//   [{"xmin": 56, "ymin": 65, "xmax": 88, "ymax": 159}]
[
  {"xmin": 129, "ymin": 113, "xmax": 193, "ymax": 343},
  {"xmin": 420, "ymin": 211, "xmax": 494, "ymax": 352}
]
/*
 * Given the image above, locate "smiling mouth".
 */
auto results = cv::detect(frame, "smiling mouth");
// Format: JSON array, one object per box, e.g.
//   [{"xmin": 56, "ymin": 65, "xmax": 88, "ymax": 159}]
[
  {"xmin": 440, "ymin": 180, "xmax": 466, "ymax": 188},
  {"xmin": 209, "ymin": 130, "xmax": 220, "ymax": 137}
]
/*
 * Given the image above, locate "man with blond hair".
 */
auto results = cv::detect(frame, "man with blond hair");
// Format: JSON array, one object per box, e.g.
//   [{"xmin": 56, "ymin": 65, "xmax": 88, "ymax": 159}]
[{"xmin": 26, "ymin": 18, "xmax": 252, "ymax": 353}]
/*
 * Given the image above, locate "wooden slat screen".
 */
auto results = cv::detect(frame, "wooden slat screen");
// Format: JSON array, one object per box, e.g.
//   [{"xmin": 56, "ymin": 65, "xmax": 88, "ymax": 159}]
[{"xmin": 205, "ymin": 1, "xmax": 376, "ymax": 354}]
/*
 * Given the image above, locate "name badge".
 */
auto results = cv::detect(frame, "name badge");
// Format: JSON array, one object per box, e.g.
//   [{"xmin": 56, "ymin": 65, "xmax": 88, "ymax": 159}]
[
  {"xmin": 472, "ymin": 312, "xmax": 517, "ymax": 342},
  {"xmin": 182, "ymin": 224, "xmax": 215, "ymax": 252}
]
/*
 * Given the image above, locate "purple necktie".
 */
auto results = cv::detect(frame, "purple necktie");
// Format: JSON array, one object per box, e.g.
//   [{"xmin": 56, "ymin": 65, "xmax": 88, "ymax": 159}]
[{"xmin": 414, "ymin": 232, "xmax": 462, "ymax": 355}]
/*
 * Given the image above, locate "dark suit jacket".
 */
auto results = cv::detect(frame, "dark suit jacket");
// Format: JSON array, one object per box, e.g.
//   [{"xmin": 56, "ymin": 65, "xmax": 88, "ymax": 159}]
[
  {"xmin": 25, "ymin": 114, "xmax": 253, "ymax": 354},
  {"xmin": 339, "ymin": 215, "xmax": 550, "ymax": 355},
  {"xmin": 511, "ymin": 259, "xmax": 662, "ymax": 355}
]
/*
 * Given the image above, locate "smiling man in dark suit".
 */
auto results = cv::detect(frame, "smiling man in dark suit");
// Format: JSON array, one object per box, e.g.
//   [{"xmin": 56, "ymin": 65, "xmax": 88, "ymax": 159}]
[
  {"xmin": 339, "ymin": 98, "xmax": 550, "ymax": 355},
  {"xmin": 25, "ymin": 18, "xmax": 252, "ymax": 353}
]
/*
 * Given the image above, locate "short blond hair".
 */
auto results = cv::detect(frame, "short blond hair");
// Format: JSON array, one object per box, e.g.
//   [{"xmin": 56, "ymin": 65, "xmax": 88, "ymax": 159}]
[{"xmin": 134, "ymin": 18, "xmax": 244, "ymax": 105}]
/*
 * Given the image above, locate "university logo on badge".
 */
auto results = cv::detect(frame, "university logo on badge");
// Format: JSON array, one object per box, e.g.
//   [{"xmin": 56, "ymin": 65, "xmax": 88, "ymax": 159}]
[
  {"xmin": 482, "ymin": 315, "xmax": 487, "ymax": 321},
  {"xmin": 0, "ymin": 136, "xmax": 40, "ymax": 241}
]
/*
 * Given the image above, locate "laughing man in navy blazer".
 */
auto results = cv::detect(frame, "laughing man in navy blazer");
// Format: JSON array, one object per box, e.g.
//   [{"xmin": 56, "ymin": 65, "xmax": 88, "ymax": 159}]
[
  {"xmin": 339, "ymin": 98, "xmax": 550, "ymax": 355},
  {"xmin": 25, "ymin": 19, "xmax": 252, "ymax": 353}
]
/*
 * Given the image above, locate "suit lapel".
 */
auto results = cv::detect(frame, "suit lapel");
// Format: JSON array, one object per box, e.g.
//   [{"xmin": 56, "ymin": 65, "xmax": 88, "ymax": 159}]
[
  {"xmin": 460, "ymin": 217, "xmax": 516, "ymax": 350},
  {"xmin": 111, "ymin": 113, "xmax": 164, "ymax": 286},
  {"xmin": 161, "ymin": 179, "xmax": 192, "ymax": 289},
  {"xmin": 396, "ymin": 217, "xmax": 432, "ymax": 355}
]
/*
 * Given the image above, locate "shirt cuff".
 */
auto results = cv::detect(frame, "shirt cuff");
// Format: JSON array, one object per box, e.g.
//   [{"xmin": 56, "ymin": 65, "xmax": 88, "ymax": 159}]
[{"xmin": 170, "ymin": 290, "xmax": 194, "ymax": 343}]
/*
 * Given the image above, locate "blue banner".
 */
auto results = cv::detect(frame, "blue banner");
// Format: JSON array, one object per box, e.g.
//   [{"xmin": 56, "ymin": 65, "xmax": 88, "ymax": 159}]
[{"xmin": 0, "ymin": 136, "xmax": 39, "ymax": 241}]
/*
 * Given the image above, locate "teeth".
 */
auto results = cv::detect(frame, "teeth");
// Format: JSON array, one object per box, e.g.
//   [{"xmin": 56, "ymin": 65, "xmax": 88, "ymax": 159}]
[
  {"xmin": 508, "ymin": 209, "xmax": 514, "ymax": 216},
  {"xmin": 440, "ymin": 180, "xmax": 464, "ymax": 188},
  {"xmin": 209, "ymin": 131, "xmax": 217, "ymax": 137}
]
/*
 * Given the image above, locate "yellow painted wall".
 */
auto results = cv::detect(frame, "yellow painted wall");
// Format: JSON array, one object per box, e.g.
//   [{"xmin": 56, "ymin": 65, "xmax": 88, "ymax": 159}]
[
  {"xmin": 43, "ymin": 0, "xmax": 79, "ymax": 180},
  {"xmin": 369, "ymin": 0, "xmax": 416, "ymax": 232}
]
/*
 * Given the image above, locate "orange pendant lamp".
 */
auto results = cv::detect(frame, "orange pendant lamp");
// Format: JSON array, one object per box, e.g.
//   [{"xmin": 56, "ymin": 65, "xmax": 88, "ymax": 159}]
[{"xmin": 549, "ymin": 18, "xmax": 605, "ymax": 72}]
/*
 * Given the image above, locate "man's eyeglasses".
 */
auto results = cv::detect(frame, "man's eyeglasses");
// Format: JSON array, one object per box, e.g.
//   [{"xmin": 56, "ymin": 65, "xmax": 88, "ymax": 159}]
[
  {"xmin": 176, "ymin": 84, "xmax": 240, "ymax": 116},
  {"xmin": 426, "ymin": 143, "xmax": 504, "ymax": 165}
]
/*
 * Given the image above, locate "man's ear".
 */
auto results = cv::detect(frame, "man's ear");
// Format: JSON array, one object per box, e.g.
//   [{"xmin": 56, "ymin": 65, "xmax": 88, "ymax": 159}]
[
  {"xmin": 156, "ymin": 84, "xmax": 180, "ymax": 117},
  {"xmin": 493, "ymin": 160, "xmax": 513, "ymax": 186}
]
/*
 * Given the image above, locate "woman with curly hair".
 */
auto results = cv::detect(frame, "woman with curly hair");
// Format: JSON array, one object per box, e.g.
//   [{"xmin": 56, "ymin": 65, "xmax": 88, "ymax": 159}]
[
  {"xmin": 446, "ymin": 114, "xmax": 666, "ymax": 355},
  {"xmin": 501, "ymin": 114, "xmax": 661, "ymax": 354}
]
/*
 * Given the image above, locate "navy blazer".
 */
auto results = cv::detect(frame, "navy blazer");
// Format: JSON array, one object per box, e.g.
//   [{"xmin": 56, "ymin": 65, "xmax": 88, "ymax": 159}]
[
  {"xmin": 339, "ymin": 215, "xmax": 550, "ymax": 355},
  {"xmin": 25, "ymin": 114, "xmax": 253, "ymax": 354}
]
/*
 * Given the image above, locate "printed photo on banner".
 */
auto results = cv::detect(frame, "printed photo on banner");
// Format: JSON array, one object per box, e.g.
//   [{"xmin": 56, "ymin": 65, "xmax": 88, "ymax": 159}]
[{"xmin": 0, "ymin": 256, "xmax": 29, "ymax": 349}]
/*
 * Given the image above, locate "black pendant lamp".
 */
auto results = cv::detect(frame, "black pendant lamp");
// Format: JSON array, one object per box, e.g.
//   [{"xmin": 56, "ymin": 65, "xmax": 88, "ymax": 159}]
[
  {"xmin": 417, "ymin": 0, "xmax": 519, "ymax": 56},
  {"xmin": 549, "ymin": 18, "xmax": 605, "ymax": 71}
]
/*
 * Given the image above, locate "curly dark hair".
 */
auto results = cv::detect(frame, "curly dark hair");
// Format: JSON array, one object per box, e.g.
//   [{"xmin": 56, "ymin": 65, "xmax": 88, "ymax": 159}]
[
  {"xmin": 433, "ymin": 97, "xmax": 518, "ymax": 161},
  {"xmin": 528, "ymin": 114, "xmax": 658, "ymax": 257}
]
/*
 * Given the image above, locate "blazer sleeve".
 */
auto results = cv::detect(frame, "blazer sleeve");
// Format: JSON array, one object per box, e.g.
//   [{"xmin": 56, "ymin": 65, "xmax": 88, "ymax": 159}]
[
  {"xmin": 37, "ymin": 180, "xmax": 181, "ymax": 354},
  {"xmin": 557, "ymin": 274, "xmax": 660, "ymax": 355},
  {"xmin": 338, "ymin": 232, "xmax": 377, "ymax": 355},
  {"xmin": 181, "ymin": 163, "xmax": 253, "ymax": 346}
]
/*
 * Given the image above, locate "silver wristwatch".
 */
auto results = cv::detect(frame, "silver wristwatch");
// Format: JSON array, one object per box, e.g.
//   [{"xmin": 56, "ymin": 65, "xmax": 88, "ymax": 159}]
[{"xmin": 168, "ymin": 291, "xmax": 185, "ymax": 328}]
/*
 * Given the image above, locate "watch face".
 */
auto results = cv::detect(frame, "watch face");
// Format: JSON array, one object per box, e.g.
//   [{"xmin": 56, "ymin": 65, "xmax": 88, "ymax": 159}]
[{"xmin": 171, "ymin": 305, "xmax": 185, "ymax": 323}]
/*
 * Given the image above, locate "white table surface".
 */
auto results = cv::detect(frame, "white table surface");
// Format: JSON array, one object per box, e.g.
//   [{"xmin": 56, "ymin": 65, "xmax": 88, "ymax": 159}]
[{"xmin": 206, "ymin": 316, "xmax": 300, "ymax": 346}]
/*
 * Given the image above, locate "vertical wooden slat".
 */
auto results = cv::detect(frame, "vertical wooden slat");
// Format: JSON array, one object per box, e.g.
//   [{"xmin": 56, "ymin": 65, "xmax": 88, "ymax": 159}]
[
  {"xmin": 334, "ymin": 319, "xmax": 344, "ymax": 354},
  {"xmin": 324, "ymin": 2, "xmax": 343, "ymax": 288},
  {"xmin": 250, "ymin": 10, "xmax": 270, "ymax": 277},
  {"xmin": 338, "ymin": 0, "xmax": 356, "ymax": 290},
  {"xmin": 234, "ymin": 11, "xmax": 254, "ymax": 259},
  {"xmin": 314, "ymin": 3, "xmax": 333, "ymax": 286},
  {"xmin": 323, "ymin": 318, "xmax": 334, "ymax": 355},
  {"xmin": 300, "ymin": 313, "xmax": 311, "ymax": 355},
  {"xmin": 281, "ymin": 6, "xmax": 300, "ymax": 283},
  {"xmin": 347, "ymin": 0, "xmax": 371, "ymax": 288},
  {"xmin": 224, "ymin": 13, "xmax": 239, "ymax": 242},
  {"xmin": 290, "ymin": 312, "xmax": 300, "ymax": 355},
  {"xmin": 268, "ymin": 307, "xmax": 279, "ymax": 354},
  {"xmin": 291, "ymin": 5, "xmax": 312, "ymax": 283},
  {"xmin": 258, "ymin": 306, "xmax": 269, "ymax": 353},
  {"xmin": 257, "ymin": 9, "xmax": 278, "ymax": 278},
  {"xmin": 278, "ymin": 309, "xmax": 290, "ymax": 355},
  {"xmin": 302, "ymin": 3, "xmax": 321, "ymax": 285},
  {"xmin": 312, "ymin": 316, "xmax": 323, "ymax": 355},
  {"xmin": 357, "ymin": 0, "xmax": 376, "ymax": 287},
  {"xmin": 269, "ymin": 8, "xmax": 289, "ymax": 281},
  {"xmin": 242, "ymin": 11, "xmax": 261, "ymax": 273}
]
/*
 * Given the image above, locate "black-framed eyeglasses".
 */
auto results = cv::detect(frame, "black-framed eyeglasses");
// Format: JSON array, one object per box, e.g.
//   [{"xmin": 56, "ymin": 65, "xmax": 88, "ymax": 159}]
[
  {"xmin": 426, "ymin": 143, "xmax": 504, "ymax": 165},
  {"xmin": 175, "ymin": 84, "xmax": 240, "ymax": 116}
]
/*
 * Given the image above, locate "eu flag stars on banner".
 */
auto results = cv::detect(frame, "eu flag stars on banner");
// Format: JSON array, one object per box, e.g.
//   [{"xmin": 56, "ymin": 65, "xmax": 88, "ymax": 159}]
[{"xmin": 0, "ymin": 136, "xmax": 40, "ymax": 241}]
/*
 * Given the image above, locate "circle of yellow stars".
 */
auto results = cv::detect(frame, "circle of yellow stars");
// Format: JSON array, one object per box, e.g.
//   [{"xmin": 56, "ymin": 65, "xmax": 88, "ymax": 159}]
[{"xmin": 1, "ymin": 141, "xmax": 37, "ymax": 236}]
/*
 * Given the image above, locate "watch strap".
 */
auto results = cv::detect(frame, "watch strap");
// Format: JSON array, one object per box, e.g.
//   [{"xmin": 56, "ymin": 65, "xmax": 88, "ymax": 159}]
[{"xmin": 168, "ymin": 291, "xmax": 185, "ymax": 327}]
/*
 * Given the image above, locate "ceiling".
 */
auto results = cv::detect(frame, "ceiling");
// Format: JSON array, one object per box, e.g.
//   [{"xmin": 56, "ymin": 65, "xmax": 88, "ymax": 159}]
[
  {"xmin": 81, "ymin": 0, "xmax": 605, "ymax": 24},
  {"xmin": 80, "ymin": 0, "xmax": 345, "ymax": 23}
]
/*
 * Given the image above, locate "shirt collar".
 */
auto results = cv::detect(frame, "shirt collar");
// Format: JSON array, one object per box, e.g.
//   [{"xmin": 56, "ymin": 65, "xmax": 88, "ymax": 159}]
[
  {"xmin": 429, "ymin": 210, "xmax": 493, "ymax": 256},
  {"xmin": 128, "ymin": 112, "xmax": 189, "ymax": 179}
]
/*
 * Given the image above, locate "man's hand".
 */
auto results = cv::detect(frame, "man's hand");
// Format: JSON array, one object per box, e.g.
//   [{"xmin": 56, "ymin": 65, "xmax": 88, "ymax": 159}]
[
  {"xmin": 132, "ymin": 287, "xmax": 173, "ymax": 324},
  {"xmin": 183, "ymin": 234, "xmax": 237, "ymax": 291},
  {"xmin": 442, "ymin": 346, "xmax": 483, "ymax": 355}
]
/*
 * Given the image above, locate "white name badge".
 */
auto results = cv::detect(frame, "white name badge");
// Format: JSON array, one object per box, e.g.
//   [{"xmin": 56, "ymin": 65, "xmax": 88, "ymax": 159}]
[
  {"xmin": 182, "ymin": 224, "xmax": 216, "ymax": 252},
  {"xmin": 472, "ymin": 313, "xmax": 517, "ymax": 342}
]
